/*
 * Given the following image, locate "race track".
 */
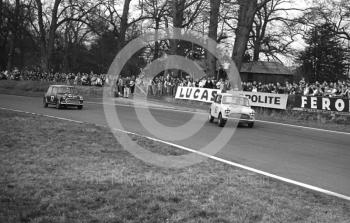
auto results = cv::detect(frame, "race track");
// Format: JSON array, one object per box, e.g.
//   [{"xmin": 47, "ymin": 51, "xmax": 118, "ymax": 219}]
[{"xmin": 1, "ymin": 94, "xmax": 349, "ymax": 197}]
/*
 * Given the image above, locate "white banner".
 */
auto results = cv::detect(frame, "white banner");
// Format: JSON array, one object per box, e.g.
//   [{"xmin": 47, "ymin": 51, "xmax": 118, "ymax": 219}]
[
  {"xmin": 175, "ymin": 86, "xmax": 288, "ymax": 109},
  {"xmin": 175, "ymin": 87, "xmax": 219, "ymax": 103},
  {"xmin": 242, "ymin": 91, "xmax": 288, "ymax": 109}
]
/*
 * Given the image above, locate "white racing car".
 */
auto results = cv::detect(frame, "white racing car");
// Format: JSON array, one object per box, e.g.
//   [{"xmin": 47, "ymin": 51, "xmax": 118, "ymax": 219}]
[{"xmin": 209, "ymin": 93, "xmax": 255, "ymax": 127}]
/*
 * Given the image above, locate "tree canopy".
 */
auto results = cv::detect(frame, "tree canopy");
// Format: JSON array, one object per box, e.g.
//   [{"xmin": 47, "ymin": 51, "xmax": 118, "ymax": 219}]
[
  {"xmin": 0, "ymin": 0, "xmax": 349, "ymax": 81},
  {"xmin": 298, "ymin": 23, "xmax": 347, "ymax": 82}
]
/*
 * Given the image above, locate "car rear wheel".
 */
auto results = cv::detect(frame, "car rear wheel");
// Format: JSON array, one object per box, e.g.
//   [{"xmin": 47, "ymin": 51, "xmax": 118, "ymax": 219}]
[
  {"xmin": 43, "ymin": 98, "xmax": 48, "ymax": 108},
  {"xmin": 248, "ymin": 122, "xmax": 254, "ymax": 128},
  {"xmin": 218, "ymin": 113, "xmax": 226, "ymax": 127},
  {"xmin": 208, "ymin": 109, "xmax": 214, "ymax": 123},
  {"xmin": 77, "ymin": 105, "xmax": 83, "ymax": 110}
]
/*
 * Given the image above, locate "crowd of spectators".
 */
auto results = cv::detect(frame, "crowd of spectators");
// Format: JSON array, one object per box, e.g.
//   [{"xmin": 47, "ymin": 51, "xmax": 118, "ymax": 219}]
[
  {"xmin": 147, "ymin": 75, "xmax": 231, "ymax": 96},
  {"xmin": 114, "ymin": 76, "xmax": 136, "ymax": 98},
  {"xmin": 2, "ymin": 68, "xmax": 349, "ymax": 99},
  {"xmin": 147, "ymin": 74, "xmax": 350, "ymax": 99},
  {"xmin": 242, "ymin": 78, "xmax": 350, "ymax": 98},
  {"xmin": 0, "ymin": 69, "xmax": 107, "ymax": 86},
  {"xmin": 146, "ymin": 74, "xmax": 350, "ymax": 99}
]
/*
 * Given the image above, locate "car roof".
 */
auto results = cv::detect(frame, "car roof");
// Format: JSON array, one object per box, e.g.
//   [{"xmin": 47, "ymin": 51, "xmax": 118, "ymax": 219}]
[{"xmin": 218, "ymin": 92, "xmax": 246, "ymax": 98}]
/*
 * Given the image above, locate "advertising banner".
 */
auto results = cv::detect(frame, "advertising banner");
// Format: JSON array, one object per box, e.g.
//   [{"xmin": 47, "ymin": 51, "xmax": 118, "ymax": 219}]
[
  {"xmin": 175, "ymin": 87, "xmax": 288, "ymax": 109},
  {"xmin": 293, "ymin": 96, "xmax": 350, "ymax": 113},
  {"xmin": 175, "ymin": 86, "xmax": 219, "ymax": 103},
  {"xmin": 243, "ymin": 92, "xmax": 288, "ymax": 110}
]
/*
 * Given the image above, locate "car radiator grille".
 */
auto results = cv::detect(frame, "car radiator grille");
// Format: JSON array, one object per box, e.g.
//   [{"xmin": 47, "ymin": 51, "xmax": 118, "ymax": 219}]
[
  {"xmin": 240, "ymin": 114, "xmax": 250, "ymax": 120},
  {"xmin": 66, "ymin": 99, "xmax": 79, "ymax": 103}
]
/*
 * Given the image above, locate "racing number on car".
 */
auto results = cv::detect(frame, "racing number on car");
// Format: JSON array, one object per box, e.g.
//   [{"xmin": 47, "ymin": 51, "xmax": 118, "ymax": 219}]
[
  {"xmin": 214, "ymin": 106, "xmax": 218, "ymax": 113},
  {"xmin": 51, "ymin": 96, "xmax": 54, "ymax": 101}
]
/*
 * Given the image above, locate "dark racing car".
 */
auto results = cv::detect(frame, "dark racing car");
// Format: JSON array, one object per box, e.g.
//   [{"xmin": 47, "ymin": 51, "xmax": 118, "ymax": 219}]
[{"xmin": 43, "ymin": 85, "xmax": 84, "ymax": 109}]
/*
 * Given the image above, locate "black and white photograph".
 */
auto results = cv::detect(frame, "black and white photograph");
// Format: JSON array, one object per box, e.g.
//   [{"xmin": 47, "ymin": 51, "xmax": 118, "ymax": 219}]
[{"xmin": 0, "ymin": 0, "xmax": 350, "ymax": 222}]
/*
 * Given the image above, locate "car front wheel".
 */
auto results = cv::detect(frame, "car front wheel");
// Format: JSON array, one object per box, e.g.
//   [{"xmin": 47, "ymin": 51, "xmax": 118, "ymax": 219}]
[
  {"xmin": 77, "ymin": 105, "xmax": 83, "ymax": 110},
  {"xmin": 208, "ymin": 109, "xmax": 214, "ymax": 123},
  {"xmin": 248, "ymin": 122, "xmax": 254, "ymax": 128},
  {"xmin": 43, "ymin": 98, "xmax": 48, "ymax": 108},
  {"xmin": 218, "ymin": 113, "xmax": 226, "ymax": 127},
  {"xmin": 56, "ymin": 101, "xmax": 61, "ymax": 109}
]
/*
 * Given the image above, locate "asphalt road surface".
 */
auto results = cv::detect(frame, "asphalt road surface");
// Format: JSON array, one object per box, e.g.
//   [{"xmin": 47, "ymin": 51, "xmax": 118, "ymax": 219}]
[{"xmin": 1, "ymin": 94, "xmax": 349, "ymax": 197}]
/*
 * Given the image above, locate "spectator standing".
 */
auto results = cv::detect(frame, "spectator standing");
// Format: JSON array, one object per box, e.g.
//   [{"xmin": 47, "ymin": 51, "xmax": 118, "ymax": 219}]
[
  {"xmin": 252, "ymin": 85, "xmax": 257, "ymax": 92},
  {"xmin": 216, "ymin": 78, "xmax": 222, "ymax": 89},
  {"xmin": 341, "ymin": 85, "xmax": 349, "ymax": 98},
  {"xmin": 117, "ymin": 77, "xmax": 124, "ymax": 97},
  {"xmin": 157, "ymin": 79, "xmax": 163, "ymax": 96},
  {"xmin": 223, "ymin": 80, "xmax": 231, "ymax": 92},
  {"xmin": 165, "ymin": 78, "xmax": 172, "ymax": 95},
  {"xmin": 124, "ymin": 77, "xmax": 130, "ymax": 98},
  {"xmin": 330, "ymin": 83, "xmax": 337, "ymax": 97},
  {"xmin": 313, "ymin": 85, "xmax": 324, "ymax": 96},
  {"xmin": 129, "ymin": 77, "xmax": 135, "ymax": 95}
]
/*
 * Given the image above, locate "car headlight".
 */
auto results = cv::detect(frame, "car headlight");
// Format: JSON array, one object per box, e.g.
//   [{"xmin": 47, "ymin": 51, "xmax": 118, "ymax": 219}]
[
  {"xmin": 79, "ymin": 96, "xmax": 83, "ymax": 100},
  {"xmin": 225, "ymin": 109, "xmax": 230, "ymax": 114},
  {"xmin": 250, "ymin": 111, "xmax": 255, "ymax": 116}
]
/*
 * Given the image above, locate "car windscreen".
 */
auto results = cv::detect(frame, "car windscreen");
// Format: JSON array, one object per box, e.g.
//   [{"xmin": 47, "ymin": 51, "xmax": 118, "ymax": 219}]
[
  {"xmin": 222, "ymin": 96, "xmax": 250, "ymax": 106},
  {"xmin": 57, "ymin": 87, "xmax": 77, "ymax": 94}
]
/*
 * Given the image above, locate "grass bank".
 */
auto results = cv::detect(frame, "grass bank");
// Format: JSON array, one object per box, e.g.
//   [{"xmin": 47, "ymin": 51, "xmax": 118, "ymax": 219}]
[
  {"xmin": 0, "ymin": 80, "xmax": 50, "ymax": 97},
  {"xmin": 1, "ymin": 109, "xmax": 350, "ymax": 222},
  {"xmin": 0, "ymin": 80, "xmax": 103, "ymax": 98}
]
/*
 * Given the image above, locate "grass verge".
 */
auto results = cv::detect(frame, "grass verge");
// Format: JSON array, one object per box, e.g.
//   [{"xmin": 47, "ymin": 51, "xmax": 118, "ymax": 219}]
[
  {"xmin": 1, "ymin": 110, "xmax": 350, "ymax": 222},
  {"xmin": 0, "ymin": 80, "xmax": 103, "ymax": 98},
  {"xmin": 0, "ymin": 80, "xmax": 50, "ymax": 97}
]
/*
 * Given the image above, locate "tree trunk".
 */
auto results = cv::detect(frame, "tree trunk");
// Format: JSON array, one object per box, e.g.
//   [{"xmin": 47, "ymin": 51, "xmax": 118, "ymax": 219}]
[
  {"xmin": 35, "ymin": 0, "xmax": 61, "ymax": 72},
  {"xmin": 46, "ymin": 0, "xmax": 60, "ymax": 72},
  {"xmin": 19, "ymin": 32, "xmax": 24, "ymax": 68},
  {"xmin": 6, "ymin": 32, "xmax": 15, "ymax": 71},
  {"xmin": 40, "ymin": 44, "xmax": 48, "ymax": 72},
  {"xmin": 46, "ymin": 26, "xmax": 57, "ymax": 71},
  {"xmin": 232, "ymin": 0, "xmax": 257, "ymax": 71},
  {"xmin": 253, "ymin": 8, "xmax": 269, "ymax": 61},
  {"xmin": 117, "ymin": 0, "xmax": 131, "ymax": 52},
  {"xmin": 253, "ymin": 39, "xmax": 261, "ymax": 61},
  {"xmin": 63, "ymin": 29, "xmax": 70, "ymax": 73},
  {"xmin": 154, "ymin": 18, "xmax": 161, "ymax": 60},
  {"xmin": 206, "ymin": 0, "xmax": 220, "ymax": 78},
  {"xmin": 6, "ymin": 0, "xmax": 20, "ymax": 71},
  {"xmin": 168, "ymin": 0, "xmax": 185, "ymax": 77},
  {"xmin": 171, "ymin": 0, "xmax": 185, "ymax": 56},
  {"xmin": 36, "ymin": 0, "xmax": 47, "ymax": 72},
  {"xmin": 0, "ymin": 0, "xmax": 6, "ymax": 70},
  {"xmin": 0, "ymin": 0, "xmax": 2, "ymax": 24}
]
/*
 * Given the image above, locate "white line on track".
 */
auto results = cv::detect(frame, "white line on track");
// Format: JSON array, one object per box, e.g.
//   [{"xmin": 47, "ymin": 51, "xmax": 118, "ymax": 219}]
[
  {"xmin": 0, "ymin": 107, "xmax": 84, "ymax": 124},
  {"xmin": 254, "ymin": 119, "xmax": 350, "ymax": 135},
  {"xmin": 1, "ymin": 106, "xmax": 350, "ymax": 201},
  {"xmin": 85, "ymin": 100, "xmax": 180, "ymax": 111}
]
